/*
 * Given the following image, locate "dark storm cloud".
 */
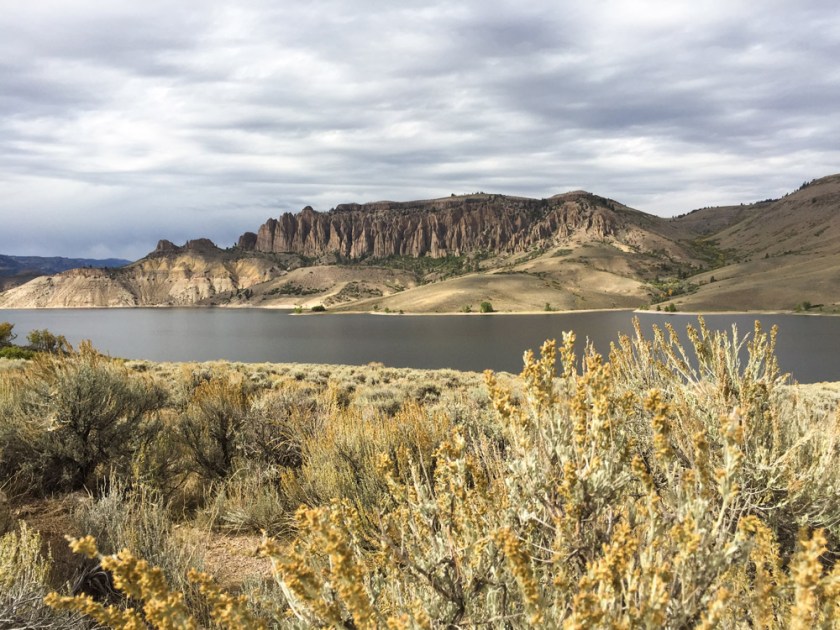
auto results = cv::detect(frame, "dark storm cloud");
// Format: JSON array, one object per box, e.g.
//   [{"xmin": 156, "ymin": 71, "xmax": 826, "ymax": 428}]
[{"xmin": 1, "ymin": 0, "xmax": 839, "ymax": 259}]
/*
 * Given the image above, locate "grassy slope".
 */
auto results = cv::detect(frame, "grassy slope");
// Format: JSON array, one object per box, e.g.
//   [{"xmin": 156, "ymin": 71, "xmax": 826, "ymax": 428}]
[{"xmin": 662, "ymin": 175, "xmax": 840, "ymax": 313}]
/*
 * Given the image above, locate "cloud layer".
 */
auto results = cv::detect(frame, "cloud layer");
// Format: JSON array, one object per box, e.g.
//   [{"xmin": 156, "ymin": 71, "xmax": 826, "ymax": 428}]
[{"xmin": 2, "ymin": 0, "xmax": 839, "ymax": 258}]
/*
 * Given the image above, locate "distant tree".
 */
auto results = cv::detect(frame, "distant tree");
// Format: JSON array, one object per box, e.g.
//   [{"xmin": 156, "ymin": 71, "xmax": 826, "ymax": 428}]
[
  {"xmin": 479, "ymin": 301, "xmax": 494, "ymax": 313},
  {"xmin": 27, "ymin": 329, "xmax": 69, "ymax": 353},
  {"xmin": 0, "ymin": 322, "xmax": 15, "ymax": 346},
  {"xmin": 311, "ymin": 305, "xmax": 326, "ymax": 312}
]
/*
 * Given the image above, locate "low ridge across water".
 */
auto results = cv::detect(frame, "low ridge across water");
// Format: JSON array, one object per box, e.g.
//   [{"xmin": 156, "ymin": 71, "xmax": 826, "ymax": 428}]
[{"xmin": 1, "ymin": 309, "xmax": 838, "ymax": 383}]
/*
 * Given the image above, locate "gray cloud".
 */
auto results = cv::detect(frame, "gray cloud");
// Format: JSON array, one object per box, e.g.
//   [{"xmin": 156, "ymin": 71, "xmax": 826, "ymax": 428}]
[{"xmin": 1, "ymin": 0, "xmax": 838, "ymax": 259}]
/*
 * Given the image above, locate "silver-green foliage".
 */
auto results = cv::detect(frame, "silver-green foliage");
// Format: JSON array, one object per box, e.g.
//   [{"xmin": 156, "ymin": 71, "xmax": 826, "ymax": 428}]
[
  {"xmin": 13, "ymin": 342, "xmax": 167, "ymax": 492},
  {"xmin": 0, "ymin": 523, "xmax": 83, "ymax": 629}
]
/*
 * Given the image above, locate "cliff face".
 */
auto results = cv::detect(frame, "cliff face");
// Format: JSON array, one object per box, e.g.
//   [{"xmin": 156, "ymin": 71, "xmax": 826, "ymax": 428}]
[{"xmin": 239, "ymin": 193, "xmax": 621, "ymax": 259}]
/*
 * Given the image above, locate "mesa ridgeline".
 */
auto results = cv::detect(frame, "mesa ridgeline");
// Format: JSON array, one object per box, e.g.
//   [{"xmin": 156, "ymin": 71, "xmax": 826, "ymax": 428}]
[{"xmin": 2, "ymin": 174, "xmax": 840, "ymax": 312}]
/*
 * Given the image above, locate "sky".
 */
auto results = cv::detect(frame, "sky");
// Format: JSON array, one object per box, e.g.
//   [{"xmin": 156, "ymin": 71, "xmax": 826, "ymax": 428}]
[{"xmin": 2, "ymin": 0, "xmax": 839, "ymax": 260}]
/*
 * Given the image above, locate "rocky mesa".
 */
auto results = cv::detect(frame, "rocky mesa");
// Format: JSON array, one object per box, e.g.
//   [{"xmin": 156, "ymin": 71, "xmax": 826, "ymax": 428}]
[
  {"xmin": 5, "ymin": 176, "xmax": 840, "ymax": 312},
  {"xmin": 238, "ymin": 191, "xmax": 670, "ymax": 260}
]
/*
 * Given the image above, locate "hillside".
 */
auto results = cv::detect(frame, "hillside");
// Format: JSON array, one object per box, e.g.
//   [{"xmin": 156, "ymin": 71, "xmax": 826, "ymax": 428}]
[
  {"xmin": 0, "ymin": 254, "xmax": 130, "ymax": 291},
  {"xmin": 1, "ymin": 191, "xmax": 700, "ymax": 310},
  {"xmin": 0, "ymin": 239, "xmax": 417, "ymax": 309},
  {"xmin": 0, "ymin": 240, "xmax": 277, "ymax": 308},
  {"xmin": 663, "ymin": 175, "xmax": 840, "ymax": 312},
  {"xmin": 2, "ymin": 176, "xmax": 840, "ymax": 312}
]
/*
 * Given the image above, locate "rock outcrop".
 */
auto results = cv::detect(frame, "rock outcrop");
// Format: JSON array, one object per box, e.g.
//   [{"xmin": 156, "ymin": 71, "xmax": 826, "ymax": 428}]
[
  {"xmin": 0, "ymin": 239, "xmax": 281, "ymax": 308},
  {"xmin": 239, "ymin": 193, "xmax": 623, "ymax": 259}
]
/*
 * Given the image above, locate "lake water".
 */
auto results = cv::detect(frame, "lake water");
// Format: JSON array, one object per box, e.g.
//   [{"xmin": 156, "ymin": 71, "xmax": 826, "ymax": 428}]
[{"xmin": 1, "ymin": 308, "xmax": 838, "ymax": 383}]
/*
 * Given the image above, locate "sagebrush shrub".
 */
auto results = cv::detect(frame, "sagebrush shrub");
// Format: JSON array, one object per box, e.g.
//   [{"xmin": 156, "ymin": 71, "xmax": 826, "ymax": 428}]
[
  {"xmin": 10, "ymin": 342, "xmax": 166, "ymax": 492},
  {"xmin": 177, "ymin": 373, "xmax": 252, "ymax": 481},
  {"xmin": 72, "ymin": 478, "xmax": 211, "ymax": 623},
  {"xmin": 23, "ymin": 319, "xmax": 840, "ymax": 628},
  {"xmin": 1, "ymin": 522, "xmax": 83, "ymax": 628},
  {"xmin": 257, "ymin": 322, "xmax": 840, "ymax": 627}
]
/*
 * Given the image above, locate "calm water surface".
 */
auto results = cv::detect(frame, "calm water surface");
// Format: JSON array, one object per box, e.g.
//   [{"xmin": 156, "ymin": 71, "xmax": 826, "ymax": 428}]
[{"xmin": 1, "ymin": 308, "xmax": 838, "ymax": 383}]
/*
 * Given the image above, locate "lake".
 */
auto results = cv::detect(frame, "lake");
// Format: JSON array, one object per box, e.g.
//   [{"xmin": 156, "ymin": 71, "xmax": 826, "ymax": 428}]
[{"xmin": 1, "ymin": 308, "xmax": 838, "ymax": 383}]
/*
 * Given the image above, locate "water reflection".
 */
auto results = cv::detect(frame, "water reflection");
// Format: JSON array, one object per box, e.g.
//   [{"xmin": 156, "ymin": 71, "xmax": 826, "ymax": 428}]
[{"xmin": 0, "ymin": 309, "xmax": 837, "ymax": 383}]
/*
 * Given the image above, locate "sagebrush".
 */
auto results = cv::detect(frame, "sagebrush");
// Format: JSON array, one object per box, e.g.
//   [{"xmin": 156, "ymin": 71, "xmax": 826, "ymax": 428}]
[{"xmin": 0, "ymin": 318, "xmax": 838, "ymax": 627}]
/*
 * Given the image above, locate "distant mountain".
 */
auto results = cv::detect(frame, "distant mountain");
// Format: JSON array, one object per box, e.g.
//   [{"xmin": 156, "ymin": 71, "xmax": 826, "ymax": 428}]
[
  {"xmin": 3, "ymin": 176, "xmax": 840, "ymax": 313},
  {"xmin": 0, "ymin": 254, "xmax": 131, "ymax": 291}
]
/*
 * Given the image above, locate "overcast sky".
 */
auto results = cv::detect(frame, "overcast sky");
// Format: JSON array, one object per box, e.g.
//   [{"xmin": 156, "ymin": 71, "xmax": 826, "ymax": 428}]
[{"xmin": 2, "ymin": 0, "xmax": 838, "ymax": 259}]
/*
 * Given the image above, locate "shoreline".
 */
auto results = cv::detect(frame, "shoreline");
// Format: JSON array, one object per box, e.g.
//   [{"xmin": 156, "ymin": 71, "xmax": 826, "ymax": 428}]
[{"xmin": 2, "ymin": 303, "xmax": 836, "ymax": 318}]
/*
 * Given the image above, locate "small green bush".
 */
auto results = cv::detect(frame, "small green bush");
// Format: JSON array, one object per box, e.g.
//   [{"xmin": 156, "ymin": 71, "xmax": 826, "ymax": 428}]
[
  {"xmin": 479, "ymin": 301, "xmax": 494, "ymax": 313},
  {"xmin": 0, "ymin": 346, "xmax": 34, "ymax": 360},
  {"xmin": 311, "ymin": 304, "xmax": 326, "ymax": 312},
  {"xmin": 73, "ymin": 479, "xmax": 209, "ymax": 622},
  {"xmin": 1, "ymin": 523, "xmax": 82, "ymax": 628},
  {"xmin": 241, "ymin": 386, "xmax": 317, "ymax": 469},
  {"xmin": 200, "ymin": 465, "xmax": 292, "ymax": 535}
]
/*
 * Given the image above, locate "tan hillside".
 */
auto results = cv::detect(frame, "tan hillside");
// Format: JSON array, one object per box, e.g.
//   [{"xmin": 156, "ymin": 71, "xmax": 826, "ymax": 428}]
[
  {"xmin": 668, "ymin": 202, "xmax": 767, "ymax": 238},
  {"xmin": 330, "ymin": 243, "xmax": 655, "ymax": 313},
  {"xmin": 657, "ymin": 175, "xmax": 840, "ymax": 313},
  {"xmin": 669, "ymin": 252, "xmax": 840, "ymax": 312},
  {"xmin": 0, "ymin": 240, "xmax": 279, "ymax": 308},
  {"xmin": 713, "ymin": 175, "xmax": 840, "ymax": 256}
]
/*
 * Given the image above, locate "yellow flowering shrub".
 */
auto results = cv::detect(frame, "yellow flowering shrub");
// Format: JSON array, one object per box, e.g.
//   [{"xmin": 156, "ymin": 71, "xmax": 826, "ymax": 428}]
[{"xmin": 36, "ymin": 319, "xmax": 840, "ymax": 627}]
